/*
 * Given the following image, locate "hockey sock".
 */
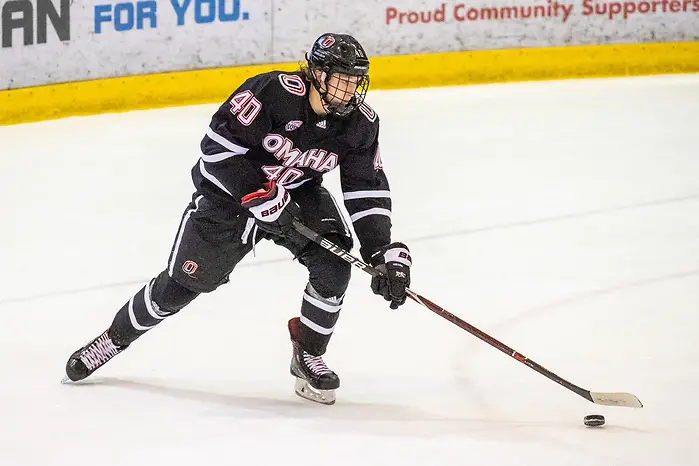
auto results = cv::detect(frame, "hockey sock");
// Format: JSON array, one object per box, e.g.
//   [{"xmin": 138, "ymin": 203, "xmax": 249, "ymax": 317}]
[
  {"xmin": 109, "ymin": 271, "xmax": 199, "ymax": 346},
  {"xmin": 298, "ymin": 283, "xmax": 343, "ymax": 356}
]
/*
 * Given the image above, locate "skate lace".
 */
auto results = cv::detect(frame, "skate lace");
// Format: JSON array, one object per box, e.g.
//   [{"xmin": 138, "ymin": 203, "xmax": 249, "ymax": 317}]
[
  {"xmin": 80, "ymin": 333, "xmax": 120, "ymax": 371},
  {"xmin": 303, "ymin": 352, "xmax": 332, "ymax": 376}
]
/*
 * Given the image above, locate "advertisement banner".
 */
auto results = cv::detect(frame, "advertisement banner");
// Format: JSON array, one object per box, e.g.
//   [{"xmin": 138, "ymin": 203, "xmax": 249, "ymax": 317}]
[
  {"xmin": 1, "ymin": 0, "xmax": 698, "ymax": 90},
  {"xmin": 1, "ymin": 0, "xmax": 271, "ymax": 89},
  {"xmin": 272, "ymin": 0, "xmax": 699, "ymax": 59}
]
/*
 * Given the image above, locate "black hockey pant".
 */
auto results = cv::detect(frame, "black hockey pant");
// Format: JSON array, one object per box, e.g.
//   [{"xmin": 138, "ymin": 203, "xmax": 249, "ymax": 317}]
[{"xmin": 108, "ymin": 184, "xmax": 353, "ymax": 356}]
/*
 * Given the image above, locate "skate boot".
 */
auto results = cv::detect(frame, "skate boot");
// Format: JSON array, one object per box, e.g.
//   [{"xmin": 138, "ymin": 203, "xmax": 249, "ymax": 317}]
[
  {"xmin": 62, "ymin": 329, "xmax": 128, "ymax": 383},
  {"xmin": 288, "ymin": 317, "xmax": 339, "ymax": 405}
]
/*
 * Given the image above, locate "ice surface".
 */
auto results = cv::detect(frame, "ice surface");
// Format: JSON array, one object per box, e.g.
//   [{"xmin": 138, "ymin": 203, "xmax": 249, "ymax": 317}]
[{"xmin": 1, "ymin": 74, "xmax": 698, "ymax": 466}]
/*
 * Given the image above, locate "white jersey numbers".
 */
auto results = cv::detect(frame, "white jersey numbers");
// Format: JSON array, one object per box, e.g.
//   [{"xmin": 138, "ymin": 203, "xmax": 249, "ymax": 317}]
[
  {"xmin": 262, "ymin": 165, "xmax": 304, "ymax": 185},
  {"xmin": 229, "ymin": 90, "xmax": 262, "ymax": 126}
]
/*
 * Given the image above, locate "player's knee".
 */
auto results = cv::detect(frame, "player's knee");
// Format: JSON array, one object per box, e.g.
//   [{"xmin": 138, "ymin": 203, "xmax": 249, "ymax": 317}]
[
  {"xmin": 151, "ymin": 270, "xmax": 200, "ymax": 314},
  {"xmin": 307, "ymin": 234, "xmax": 352, "ymax": 299}
]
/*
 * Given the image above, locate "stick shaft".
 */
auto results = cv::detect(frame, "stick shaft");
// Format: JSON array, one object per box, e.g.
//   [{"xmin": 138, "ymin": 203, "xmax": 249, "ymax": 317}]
[{"xmin": 292, "ymin": 219, "xmax": 642, "ymax": 407}]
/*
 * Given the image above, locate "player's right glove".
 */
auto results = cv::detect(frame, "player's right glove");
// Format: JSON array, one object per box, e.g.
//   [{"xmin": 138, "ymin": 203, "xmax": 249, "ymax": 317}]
[
  {"xmin": 241, "ymin": 181, "xmax": 300, "ymax": 237},
  {"xmin": 369, "ymin": 242, "xmax": 412, "ymax": 310}
]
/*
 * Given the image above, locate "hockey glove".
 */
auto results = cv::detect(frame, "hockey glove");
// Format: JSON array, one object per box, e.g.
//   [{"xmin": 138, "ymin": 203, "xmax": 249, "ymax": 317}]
[
  {"xmin": 241, "ymin": 181, "xmax": 300, "ymax": 237},
  {"xmin": 370, "ymin": 242, "xmax": 412, "ymax": 309}
]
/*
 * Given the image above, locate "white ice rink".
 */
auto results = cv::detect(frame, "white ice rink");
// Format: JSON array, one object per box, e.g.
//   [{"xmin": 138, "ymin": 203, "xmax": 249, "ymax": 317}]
[{"xmin": 1, "ymin": 74, "xmax": 699, "ymax": 466}]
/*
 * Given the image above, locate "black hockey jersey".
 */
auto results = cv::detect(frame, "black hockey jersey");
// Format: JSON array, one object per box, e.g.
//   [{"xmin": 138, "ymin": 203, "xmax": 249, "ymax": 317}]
[{"xmin": 192, "ymin": 70, "xmax": 392, "ymax": 260}]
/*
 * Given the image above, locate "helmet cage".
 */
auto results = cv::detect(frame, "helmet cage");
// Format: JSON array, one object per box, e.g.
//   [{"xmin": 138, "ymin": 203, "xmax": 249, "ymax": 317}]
[
  {"xmin": 308, "ymin": 63, "xmax": 369, "ymax": 118},
  {"xmin": 306, "ymin": 34, "xmax": 370, "ymax": 118}
]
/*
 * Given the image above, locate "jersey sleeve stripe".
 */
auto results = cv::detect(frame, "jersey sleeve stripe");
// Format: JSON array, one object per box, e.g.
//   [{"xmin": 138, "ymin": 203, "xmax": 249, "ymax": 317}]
[
  {"xmin": 201, "ymin": 151, "xmax": 242, "ymax": 163},
  {"xmin": 205, "ymin": 127, "xmax": 250, "ymax": 154},
  {"xmin": 343, "ymin": 190, "xmax": 391, "ymax": 200},
  {"xmin": 283, "ymin": 178, "xmax": 312, "ymax": 190},
  {"xmin": 198, "ymin": 159, "xmax": 233, "ymax": 197},
  {"xmin": 349, "ymin": 207, "xmax": 392, "ymax": 222}
]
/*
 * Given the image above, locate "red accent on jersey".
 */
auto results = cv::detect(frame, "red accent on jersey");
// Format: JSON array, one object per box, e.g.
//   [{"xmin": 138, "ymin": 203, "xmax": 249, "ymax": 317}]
[{"xmin": 279, "ymin": 74, "xmax": 307, "ymax": 96}]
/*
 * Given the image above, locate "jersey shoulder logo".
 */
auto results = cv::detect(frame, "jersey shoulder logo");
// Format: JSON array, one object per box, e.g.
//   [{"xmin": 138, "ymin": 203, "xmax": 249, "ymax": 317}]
[
  {"xmin": 278, "ymin": 74, "xmax": 307, "ymax": 96},
  {"xmin": 358, "ymin": 102, "xmax": 377, "ymax": 122}
]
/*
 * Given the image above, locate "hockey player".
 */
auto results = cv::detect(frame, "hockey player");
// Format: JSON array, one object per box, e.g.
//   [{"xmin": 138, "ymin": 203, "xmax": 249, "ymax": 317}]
[{"xmin": 63, "ymin": 33, "xmax": 412, "ymax": 405}]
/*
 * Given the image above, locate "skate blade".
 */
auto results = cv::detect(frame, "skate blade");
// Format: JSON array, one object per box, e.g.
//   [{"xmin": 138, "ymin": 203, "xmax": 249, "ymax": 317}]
[
  {"xmin": 61, "ymin": 374, "xmax": 82, "ymax": 384},
  {"xmin": 294, "ymin": 378, "xmax": 336, "ymax": 405}
]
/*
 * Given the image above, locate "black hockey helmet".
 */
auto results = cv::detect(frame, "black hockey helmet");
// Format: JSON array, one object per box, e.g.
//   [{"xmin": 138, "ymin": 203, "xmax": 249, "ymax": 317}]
[{"xmin": 306, "ymin": 33, "xmax": 370, "ymax": 118}]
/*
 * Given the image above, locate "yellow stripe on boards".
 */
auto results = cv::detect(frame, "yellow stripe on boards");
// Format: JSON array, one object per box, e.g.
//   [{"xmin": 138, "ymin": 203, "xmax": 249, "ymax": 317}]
[
  {"xmin": 1, "ymin": 42, "xmax": 698, "ymax": 126},
  {"xmin": 0, "ymin": 62, "xmax": 299, "ymax": 126},
  {"xmin": 369, "ymin": 42, "xmax": 699, "ymax": 89}
]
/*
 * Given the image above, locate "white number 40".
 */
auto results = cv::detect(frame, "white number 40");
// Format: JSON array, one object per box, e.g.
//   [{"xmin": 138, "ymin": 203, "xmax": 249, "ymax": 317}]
[{"xmin": 229, "ymin": 90, "xmax": 262, "ymax": 126}]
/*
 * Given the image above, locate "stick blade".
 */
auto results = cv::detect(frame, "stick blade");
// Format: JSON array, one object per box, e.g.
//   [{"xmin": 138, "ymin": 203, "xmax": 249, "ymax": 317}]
[{"xmin": 590, "ymin": 391, "xmax": 643, "ymax": 408}]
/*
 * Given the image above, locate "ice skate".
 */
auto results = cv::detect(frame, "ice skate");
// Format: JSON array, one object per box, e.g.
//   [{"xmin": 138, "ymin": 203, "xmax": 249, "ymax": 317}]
[
  {"xmin": 288, "ymin": 317, "xmax": 339, "ymax": 405},
  {"xmin": 62, "ymin": 329, "xmax": 128, "ymax": 383}
]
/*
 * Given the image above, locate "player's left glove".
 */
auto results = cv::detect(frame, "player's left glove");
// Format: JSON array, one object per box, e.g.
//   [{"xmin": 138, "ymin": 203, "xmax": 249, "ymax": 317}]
[
  {"xmin": 370, "ymin": 242, "xmax": 412, "ymax": 309},
  {"xmin": 241, "ymin": 181, "xmax": 301, "ymax": 237}
]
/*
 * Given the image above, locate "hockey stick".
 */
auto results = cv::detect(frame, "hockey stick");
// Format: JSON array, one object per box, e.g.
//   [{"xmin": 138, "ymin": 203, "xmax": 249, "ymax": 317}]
[{"xmin": 291, "ymin": 219, "xmax": 643, "ymax": 408}]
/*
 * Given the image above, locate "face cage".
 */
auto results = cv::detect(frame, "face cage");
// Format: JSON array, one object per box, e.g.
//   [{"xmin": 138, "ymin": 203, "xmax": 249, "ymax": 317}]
[{"xmin": 315, "ymin": 71, "xmax": 370, "ymax": 118}]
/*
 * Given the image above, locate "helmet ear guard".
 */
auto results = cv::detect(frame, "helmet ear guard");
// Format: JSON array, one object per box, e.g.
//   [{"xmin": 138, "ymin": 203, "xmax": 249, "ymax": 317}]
[{"xmin": 306, "ymin": 33, "xmax": 370, "ymax": 118}]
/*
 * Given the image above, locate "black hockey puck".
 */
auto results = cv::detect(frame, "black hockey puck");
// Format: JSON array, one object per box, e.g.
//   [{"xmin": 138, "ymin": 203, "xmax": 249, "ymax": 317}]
[{"xmin": 583, "ymin": 414, "xmax": 605, "ymax": 427}]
